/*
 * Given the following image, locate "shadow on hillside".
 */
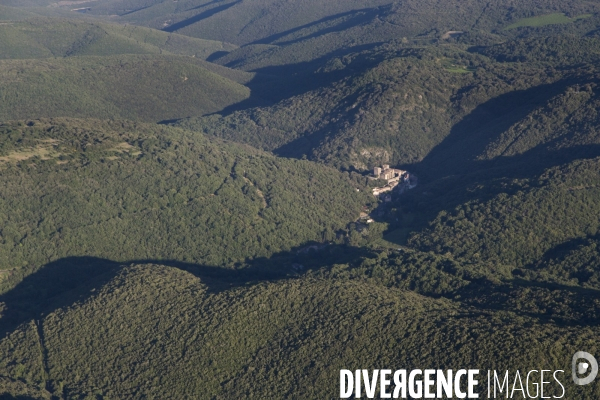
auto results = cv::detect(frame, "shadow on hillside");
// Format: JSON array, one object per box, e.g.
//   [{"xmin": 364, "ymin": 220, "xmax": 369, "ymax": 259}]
[
  {"xmin": 119, "ymin": 4, "xmax": 153, "ymax": 17},
  {"xmin": 377, "ymin": 76, "xmax": 600, "ymax": 244},
  {"xmin": 453, "ymin": 276, "xmax": 600, "ymax": 326},
  {"xmin": 185, "ymin": 0, "xmax": 224, "ymax": 13},
  {"xmin": 1, "ymin": 243, "xmax": 599, "ymax": 343},
  {"xmin": 0, "ymin": 244, "xmax": 376, "ymax": 341},
  {"xmin": 522, "ymin": 235, "xmax": 598, "ymax": 271},
  {"xmin": 407, "ymin": 77, "xmax": 590, "ymax": 181},
  {"xmin": 163, "ymin": 1, "xmax": 242, "ymax": 33},
  {"xmin": 160, "ymin": 8, "xmax": 419, "ymax": 118},
  {"xmin": 377, "ymin": 141, "xmax": 600, "ymax": 247},
  {"xmin": 207, "ymin": 41, "xmax": 389, "ymax": 115},
  {"xmin": 250, "ymin": 6, "xmax": 390, "ymax": 47},
  {"xmin": 200, "ymin": 44, "xmax": 425, "ymax": 126}
]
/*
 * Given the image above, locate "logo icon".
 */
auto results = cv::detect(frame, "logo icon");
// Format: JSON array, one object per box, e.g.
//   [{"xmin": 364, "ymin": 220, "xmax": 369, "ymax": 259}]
[{"xmin": 572, "ymin": 351, "xmax": 598, "ymax": 385}]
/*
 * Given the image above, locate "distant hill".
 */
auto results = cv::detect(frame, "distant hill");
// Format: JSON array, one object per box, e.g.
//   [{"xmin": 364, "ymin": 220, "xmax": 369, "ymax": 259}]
[
  {"xmin": 174, "ymin": 37, "xmax": 600, "ymax": 171},
  {"xmin": 0, "ymin": 54, "xmax": 253, "ymax": 121},
  {"xmin": 4, "ymin": 1, "xmax": 599, "ymax": 69},
  {"xmin": 6, "ymin": 0, "xmax": 594, "ymax": 69},
  {"xmin": 0, "ymin": 4, "xmax": 39, "ymax": 20},
  {"xmin": 474, "ymin": 34, "xmax": 600, "ymax": 64},
  {"xmin": 84, "ymin": 0, "xmax": 600, "ymax": 43},
  {"xmin": 170, "ymin": 45, "xmax": 552, "ymax": 168},
  {"xmin": 0, "ymin": 17, "xmax": 259, "ymax": 122},
  {"xmin": 0, "ymin": 17, "xmax": 237, "ymax": 59}
]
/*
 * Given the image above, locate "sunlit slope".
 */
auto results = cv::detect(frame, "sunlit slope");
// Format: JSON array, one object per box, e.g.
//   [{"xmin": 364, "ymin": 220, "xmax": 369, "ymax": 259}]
[
  {"xmin": 0, "ymin": 260, "xmax": 598, "ymax": 398},
  {"xmin": 0, "ymin": 54, "xmax": 252, "ymax": 121},
  {"xmin": 0, "ymin": 119, "xmax": 370, "ymax": 279},
  {"xmin": 90, "ymin": 0, "xmax": 598, "ymax": 73},
  {"xmin": 0, "ymin": 17, "xmax": 237, "ymax": 59}
]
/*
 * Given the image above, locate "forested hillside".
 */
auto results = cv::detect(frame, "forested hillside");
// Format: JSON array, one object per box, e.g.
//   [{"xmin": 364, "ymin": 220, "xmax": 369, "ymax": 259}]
[
  {"xmin": 0, "ymin": 17, "xmax": 256, "ymax": 122},
  {"xmin": 2, "ymin": 0, "xmax": 600, "ymax": 399},
  {"xmin": 1, "ymin": 254, "xmax": 599, "ymax": 399},
  {"xmin": 0, "ymin": 18, "xmax": 237, "ymax": 60},
  {"xmin": 0, "ymin": 119, "xmax": 371, "ymax": 285},
  {"xmin": 0, "ymin": 4, "xmax": 39, "ymax": 20},
  {"xmin": 175, "ymin": 43, "xmax": 600, "ymax": 170},
  {"xmin": 4, "ymin": 0, "xmax": 600, "ymax": 68},
  {"xmin": 28, "ymin": 0, "xmax": 598, "ymax": 44},
  {"xmin": 409, "ymin": 158, "xmax": 600, "ymax": 267},
  {"xmin": 0, "ymin": 55, "xmax": 252, "ymax": 121}
]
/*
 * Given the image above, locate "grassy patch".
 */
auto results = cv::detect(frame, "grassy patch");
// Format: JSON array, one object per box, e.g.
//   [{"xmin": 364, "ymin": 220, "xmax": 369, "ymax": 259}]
[
  {"xmin": 504, "ymin": 13, "xmax": 593, "ymax": 30},
  {"xmin": 0, "ymin": 140, "xmax": 62, "ymax": 165},
  {"xmin": 441, "ymin": 58, "xmax": 475, "ymax": 74},
  {"xmin": 108, "ymin": 142, "xmax": 142, "ymax": 156}
]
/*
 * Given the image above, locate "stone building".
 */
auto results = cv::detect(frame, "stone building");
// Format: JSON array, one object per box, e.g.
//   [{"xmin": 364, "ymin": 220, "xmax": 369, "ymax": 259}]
[{"xmin": 370, "ymin": 164, "xmax": 415, "ymax": 196}]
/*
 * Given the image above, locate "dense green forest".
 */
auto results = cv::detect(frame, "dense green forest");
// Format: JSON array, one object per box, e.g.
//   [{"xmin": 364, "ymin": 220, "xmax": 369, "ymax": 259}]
[
  {"xmin": 13, "ymin": 0, "xmax": 596, "ymax": 45},
  {"xmin": 0, "ymin": 55, "xmax": 252, "ymax": 121},
  {"xmin": 0, "ymin": 18, "xmax": 236, "ymax": 60},
  {"xmin": 2, "ymin": 1, "xmax": 600, "ymax": 398},
  {"xmin": 0, "ymin": 119, "xmax": 371, "ymax": 281},
  {"xmin": 0, "ymin": 4, "xmax": 39, "ymax": 21},
  {"xmin": 1, "ymin": 260, "xmax": 599, "ymax": 399},
  {"xmin": 175, "ymin": 46, "xmax": 600, "ymax": 170},
  {"xmin": 2, "ymin": 244, "xmax": 600, "ymax": 398},
  {"xmin": 409, "ymin": 158, "xmax": 600, "ymax": 267}
]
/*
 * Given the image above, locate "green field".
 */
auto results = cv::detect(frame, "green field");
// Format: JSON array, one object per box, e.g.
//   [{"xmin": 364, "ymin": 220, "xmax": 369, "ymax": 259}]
[{"xmin": 504, "ymin": 13, "xmax": 593, "ymax": 30}]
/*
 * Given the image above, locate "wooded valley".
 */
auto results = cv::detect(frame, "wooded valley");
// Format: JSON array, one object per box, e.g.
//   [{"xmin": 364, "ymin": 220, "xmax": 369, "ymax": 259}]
[{"xmin": 1, "ymin": 0, "xmax": 600, "ymax": 398}]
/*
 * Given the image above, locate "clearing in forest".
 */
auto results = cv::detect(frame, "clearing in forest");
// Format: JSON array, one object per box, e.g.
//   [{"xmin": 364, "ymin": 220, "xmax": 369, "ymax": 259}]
[{"xmin": 504, "ymin": 13, "xmax": 592, "ymax": 30}]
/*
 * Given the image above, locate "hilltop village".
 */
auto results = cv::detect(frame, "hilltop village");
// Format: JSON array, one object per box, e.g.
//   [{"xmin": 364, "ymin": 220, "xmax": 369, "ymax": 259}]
[{"xmin": 370, "ymin": 164, "xmax": 417, "ymax": 197}]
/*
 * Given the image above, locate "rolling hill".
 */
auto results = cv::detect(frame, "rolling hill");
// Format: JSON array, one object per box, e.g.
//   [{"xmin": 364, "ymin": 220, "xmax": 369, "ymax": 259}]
[
  {"xmin": 408, "ymin": 157, "xmax": 600, "ymax": 268},
  {"xmin": 0, "ymin": 17, "xmax": 257, "ymax": 122},
  {"xmin": 58, "ymin": 0, "xmax": 600, "ymax": 44},
  {"xmin": 0, "ymin": 4, "xmax": 40, "ymax": 21},
  {"xmin": 1, "ymin": 1, "xmax": 600, "ymax": 399},
  {"xmin": 4, "ymin": 0, "xmax": 600, "ymax": 70},
  {"xmin": 172, "ymin": 33, "xmax": 600, "ymax": 173},
  {"xmin": 0, "ymin": 251, "xmax": 599, "ymax": 398},
  {"xmin": 0, "ymin": 119, "xmax": 371, "ymax": 286},
  {"xmin": 2, "ymin": 113, "xmax": 600, "ymax": 398},
  {"xmin": 0, "ymin": 54, "xmax": 254, "ymax": 121},
  {"xmin": 0, "ymin": 17, "xmax": 238, "ymax": 60}
]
